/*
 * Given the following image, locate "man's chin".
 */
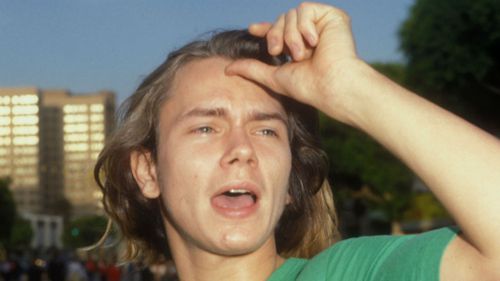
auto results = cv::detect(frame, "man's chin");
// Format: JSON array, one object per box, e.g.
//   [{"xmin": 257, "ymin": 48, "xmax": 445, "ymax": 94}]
[
  {"xmin": 208, "ymin": 232, "xmax": 274, "ymax": 257},
  {"xmin": 210, "ymin": 244, "xmax": 263, "ymax": 257}
]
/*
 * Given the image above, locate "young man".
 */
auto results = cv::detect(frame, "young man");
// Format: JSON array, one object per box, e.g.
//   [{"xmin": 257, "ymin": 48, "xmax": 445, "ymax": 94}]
[{"xmin": 95, "ymin": 2, "xmax": 500, "ymax": 280}]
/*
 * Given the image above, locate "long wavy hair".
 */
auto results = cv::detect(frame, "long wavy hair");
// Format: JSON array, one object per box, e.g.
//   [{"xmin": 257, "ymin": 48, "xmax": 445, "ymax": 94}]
[{"xmin": 94, "ymin": 30, "xmax": 339, "ymax": 264}]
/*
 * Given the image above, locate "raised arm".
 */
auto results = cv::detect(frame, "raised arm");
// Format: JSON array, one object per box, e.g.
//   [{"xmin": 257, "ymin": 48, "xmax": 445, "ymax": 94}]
[{"xmin": 226, "ymin": 2, "xmax": 500, "ymax": 280}]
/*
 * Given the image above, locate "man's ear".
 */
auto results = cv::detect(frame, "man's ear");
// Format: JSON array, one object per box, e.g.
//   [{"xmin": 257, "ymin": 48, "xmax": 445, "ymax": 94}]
[{"xmin": 130, "ymin": 150, "xmax": 160, "ymax": 199}]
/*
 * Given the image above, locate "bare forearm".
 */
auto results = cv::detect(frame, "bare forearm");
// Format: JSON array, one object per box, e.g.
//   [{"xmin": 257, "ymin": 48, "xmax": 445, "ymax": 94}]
[{"xmin": 349, "ymin": 63, "xmax": 500, "ymax": 259}]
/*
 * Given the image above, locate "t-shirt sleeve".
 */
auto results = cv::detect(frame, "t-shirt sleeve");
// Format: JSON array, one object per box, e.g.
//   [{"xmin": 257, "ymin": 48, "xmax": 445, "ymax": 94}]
[
  {"xmin": 300, "ymin": 227, "xmax": 458, "ymax": 281},
  {"xmin": 371, "ymin": 227, "xmax": 458, "ymax": 280}
]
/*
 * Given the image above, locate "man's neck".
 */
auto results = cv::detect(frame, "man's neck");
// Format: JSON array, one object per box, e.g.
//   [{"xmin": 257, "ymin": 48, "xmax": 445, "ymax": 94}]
[{"xmin": 166, "ymin": 227, "xmax": 285, "ymax": 281}]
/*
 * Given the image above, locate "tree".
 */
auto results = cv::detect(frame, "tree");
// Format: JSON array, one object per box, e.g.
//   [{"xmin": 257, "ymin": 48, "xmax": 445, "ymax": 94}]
[
  {"xmin": 321, "ymin": 62, "xmax": 452, "ymax": 236},
  {"xmin": 0, "ymin": 178, "xmax": 34, "ymax": 249},
  {"xmin": 320, "ymin": 115, "xmax": 414, "ymax": 236},
  {"xmin": 371, "ymin": 62, "xmax": 407, "ymax": 86},
  {"xmin": 403, "ymin": 193, "xmax": 449, "ymax": 222},
  {"xmin": 0, "ymin": 178, "xmax": 16, "ymax": 247},
  {"xmin": 63, "ymin": 215, "xmax": 108, "ymax": 249},
  {"xmin": 399, "ymin": 0, "xmax": 500, "ymax": 133},
  {"xmin": 9, "ymin": 217, "xmax": 33, "ymax": 249}
]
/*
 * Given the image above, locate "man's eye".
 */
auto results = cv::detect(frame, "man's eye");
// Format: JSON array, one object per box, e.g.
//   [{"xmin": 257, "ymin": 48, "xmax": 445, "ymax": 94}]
[
  {"xmin": 258, "ymin": 129, "xmax": 278, "ymax": 137},
  {"xmin": 194, "ymin": 126, "xmax": 214, "ymax": 134}
]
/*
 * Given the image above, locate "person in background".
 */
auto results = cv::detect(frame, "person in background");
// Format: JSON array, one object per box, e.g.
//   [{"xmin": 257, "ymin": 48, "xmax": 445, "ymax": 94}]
[{"xmin": 104, "ymin": 255, "xmax": 121, "ymax": 281}]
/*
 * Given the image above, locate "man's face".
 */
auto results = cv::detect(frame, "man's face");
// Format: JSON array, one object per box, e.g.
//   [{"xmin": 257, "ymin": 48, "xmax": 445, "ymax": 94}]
[{"xmin": 151, "ymin": 57, "xmax": 292, "ymax": 256}]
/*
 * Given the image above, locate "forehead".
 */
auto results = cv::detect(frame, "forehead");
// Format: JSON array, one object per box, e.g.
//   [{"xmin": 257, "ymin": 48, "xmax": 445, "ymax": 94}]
[{"xmin": 160, "ymin": 57, "xmax": 286, "ymax": 122}]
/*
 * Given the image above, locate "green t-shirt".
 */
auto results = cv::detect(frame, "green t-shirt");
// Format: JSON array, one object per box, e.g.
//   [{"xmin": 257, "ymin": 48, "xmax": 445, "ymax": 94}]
[{"xmin": 268, "ymin": 227, "xmax": 457, "ymax": 281}]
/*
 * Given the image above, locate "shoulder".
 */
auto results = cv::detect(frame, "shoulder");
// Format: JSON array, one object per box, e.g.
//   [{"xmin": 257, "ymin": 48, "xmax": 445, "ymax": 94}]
[{"xmin": 279, "ymin": 227, "xmax": 458, "ymax": 281}]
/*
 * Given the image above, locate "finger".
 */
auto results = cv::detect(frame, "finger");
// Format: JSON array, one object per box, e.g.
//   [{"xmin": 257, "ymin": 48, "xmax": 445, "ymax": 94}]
[
  {"xmin": 248, "ymin": 22, "xmax": 272, "ymax": 37},
  {"xmin": 266, "ymin": 14, "xmax": 285, "ymax": 56},
  {"xmin": 284, "ymin": 8, "xmax": 308, "ymax": 61},
  {"xmin": 296, "ymin": 3, "xmax": 319, "ymax": 46},
  {"xmin": 225, "ymin": 59, "xmax": 285, "ymax": 95}
]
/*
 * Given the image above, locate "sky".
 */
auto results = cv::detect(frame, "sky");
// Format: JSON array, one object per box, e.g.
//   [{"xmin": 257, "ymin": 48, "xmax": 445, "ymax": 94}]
[{"xmin": 0, "ymin": 0, "xmax": 415, "ymax": 104}]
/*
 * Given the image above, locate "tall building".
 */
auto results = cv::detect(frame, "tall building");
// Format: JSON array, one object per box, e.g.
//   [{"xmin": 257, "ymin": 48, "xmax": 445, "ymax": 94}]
[
  {"xmin": 0, "ymin": 87, "xmax": 41, "ymax": 213},
  {"xmin": 0, "ymin": 87, "xmax": 115, "ymax": 217}
]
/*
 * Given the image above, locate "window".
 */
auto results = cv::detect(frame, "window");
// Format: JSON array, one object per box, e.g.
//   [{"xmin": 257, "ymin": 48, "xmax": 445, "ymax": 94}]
[
  {"xmin": 65, "ymin": 152, "xmax": 87, "ymax": 161},
  {"xmin": 90, "ymin": 133, "xmax": 104, "ymax": 141},
  {"xmin": 12, "ymin": 95, "xmax": 38, "ymax": 105},
  {"xmin": 12, "ymin": 116, "xmax": 38, "ymax": 125},
  {"xmin": 64, "ymin": 124, "xmax": 88, "ymax": 133},
  {"xmin": 14, "ymin": 167, "xmax": 36, "ymax": 176},
  {"xmin": 13, "ymin": 157, "xmax": 37, "ymax": 165},
  {"xmin": 90, "ymin": 114, "xmax": 103, "ymax": 122},
  {"xmin": 0, "ymin": 137, "xmax": 11, "ymax": 146},
  {"xmin": 12, "ymin": 105, "xmax": 38, "ymax": 115},
  {"xmin": 64, "ymin": 143, "xmax": 89, "ymax": 152},
  {"xmin": 0, "ymin": 96, "xmax": 11, "ymax": 105},
  {"xmin": 91, "ymin": 142, "xmax": 103, "ymax": 151},
  {"xmin": 90, "ymin": 104, "xmax": 104, "ymax": 113},
  {"xmin": 64, "ymin": 133, "xmax": 89, "ymax": 142},
  {"xmin": 64, "ymin": 114, "xmax": 88, "ymax": 123},
  {"xmin": 63, "ymin": 104, "xmax": 87, "ymax": 114},
  {"xmin": 13, "ymin": 146, "xmax": 37, "ymax": 155},
  {"xmin": 90, "ymin": 124, "xmax": 104, "ymax": 131},
  {"xmin": 0, "ymin": 106, "xmax": 10, "ymax": 115},
  {"xmin": 0, "ymin": 127, "xmax": 10, "ymax": 136},
  {"xmin": 0, "ymin": 117, "xmax": 10, "ymax": 126},
  {"xmin": 12, "ymin": 126, "xmax": 38, "ymax": 135},
  {"xmin": 13, "ymin": 136, "xmax": 38, "ymax": 145}
]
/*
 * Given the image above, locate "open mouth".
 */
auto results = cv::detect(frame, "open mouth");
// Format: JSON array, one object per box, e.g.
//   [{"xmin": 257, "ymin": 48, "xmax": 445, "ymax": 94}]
[{"xmin": 212, "ymin": 188, "xmax": 258, "ymax": 210}]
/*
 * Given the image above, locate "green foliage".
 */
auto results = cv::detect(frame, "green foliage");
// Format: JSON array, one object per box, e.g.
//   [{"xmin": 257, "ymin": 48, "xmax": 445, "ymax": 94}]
[
  {"xmin": 399, "ymin": 0, "xmax": 500, "ymax": 131},
  {"xmin": 403, "ymin": 193, "xmax": 450, "ymax": 221},
  {"xmin": 320, "ymin": 116, "xmax": 414, "ymax": 222},
  {"xmin": 371, "ymin": 62, "xmax": 407, "ymax": 86},
  {"xmin": 0, "ymin": 178, "xmax": 16, "ymax": 247},
  {"xmin": 0, "ymin": 178, "xmax": 33, "ymax": 249},
  {"xmin": 9, "ymin": 217, "xmax": 33, "ymax": 248},
  {"xmin": 63, "ymin": 215, "xmax": 108, "ymax": 249}
]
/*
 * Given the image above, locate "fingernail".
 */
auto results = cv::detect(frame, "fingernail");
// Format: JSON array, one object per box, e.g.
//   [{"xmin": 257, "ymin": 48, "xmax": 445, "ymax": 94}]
[{"xmin": 249, "ymin": 23, "xmax": 259, "ymax": 32}]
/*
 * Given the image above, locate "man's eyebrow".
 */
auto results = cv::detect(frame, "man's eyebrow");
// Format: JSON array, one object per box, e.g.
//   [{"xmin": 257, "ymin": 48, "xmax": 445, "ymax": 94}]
[
  {"xmin": 176, "ymin": 106, "xmax": 288, "ymax": 126},
  {"xmin": 176, "ymin": 107, "xmax": 227, "ymax": 122},
  {"xmin": 248, "ymin": 110, "xmax": 288, "ymax": 127}
]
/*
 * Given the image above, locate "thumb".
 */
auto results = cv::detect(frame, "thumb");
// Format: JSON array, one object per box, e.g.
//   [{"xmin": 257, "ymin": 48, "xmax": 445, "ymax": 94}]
[{"xmin": 225, "ymin": 59, "xmax": 285, "ymax": 94}]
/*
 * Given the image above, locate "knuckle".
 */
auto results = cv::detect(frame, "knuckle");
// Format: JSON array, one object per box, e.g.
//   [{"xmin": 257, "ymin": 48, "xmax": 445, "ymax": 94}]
[
  {"xmin": 339, "ymin": 10, "xmax": 351, "ymax": 22},
  {"xmin": 298, "ymin": 2, "xmax": 313, "ymax": 10},
  {"xmin": 333, "ymin": 8, "xmax": 350, "ymax": 22},
  {"xmin": 327, "ymin": 8, "xmax": 351, "ymax": 25}
]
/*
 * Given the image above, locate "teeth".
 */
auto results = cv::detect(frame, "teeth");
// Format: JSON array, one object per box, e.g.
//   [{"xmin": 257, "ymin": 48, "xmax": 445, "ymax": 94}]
[
  {"xmin": 229, "ymin": 189, "xmax": 249, "ymax": 194},
  {"xmin": 221, "ymin": 189, "xmax": 257, "ymax": 202}
]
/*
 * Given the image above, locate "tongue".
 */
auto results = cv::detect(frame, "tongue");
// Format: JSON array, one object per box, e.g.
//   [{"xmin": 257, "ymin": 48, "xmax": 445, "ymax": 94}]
[{"xmin": 212, "ymin": 194, "xmax": 255, "ymax": 209}]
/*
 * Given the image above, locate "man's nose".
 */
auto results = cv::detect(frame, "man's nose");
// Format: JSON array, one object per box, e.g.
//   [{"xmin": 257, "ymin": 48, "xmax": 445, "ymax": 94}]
[{"xmin": 220, "ymin": 128, "xmax": 258, "ymax": 168}]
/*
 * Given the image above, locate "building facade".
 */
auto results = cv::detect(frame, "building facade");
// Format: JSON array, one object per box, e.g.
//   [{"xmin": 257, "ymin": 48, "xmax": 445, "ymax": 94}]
[
  {"xmin": 0, "ymin": 87, "xmax": 115, "ymax": 218},
  {"xmin": 0, "ymin": 87, "xmax": 42, "ymax": 213},
  {"xmin": 21, "ymin": 213, "xmax": 64, "ymax": 249}
]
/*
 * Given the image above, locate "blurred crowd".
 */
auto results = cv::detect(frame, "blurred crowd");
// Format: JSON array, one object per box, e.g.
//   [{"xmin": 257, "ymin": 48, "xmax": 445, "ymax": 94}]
[{"xmin": 0, "ymin": 249, "xmax": 177, "ymax": 281}]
